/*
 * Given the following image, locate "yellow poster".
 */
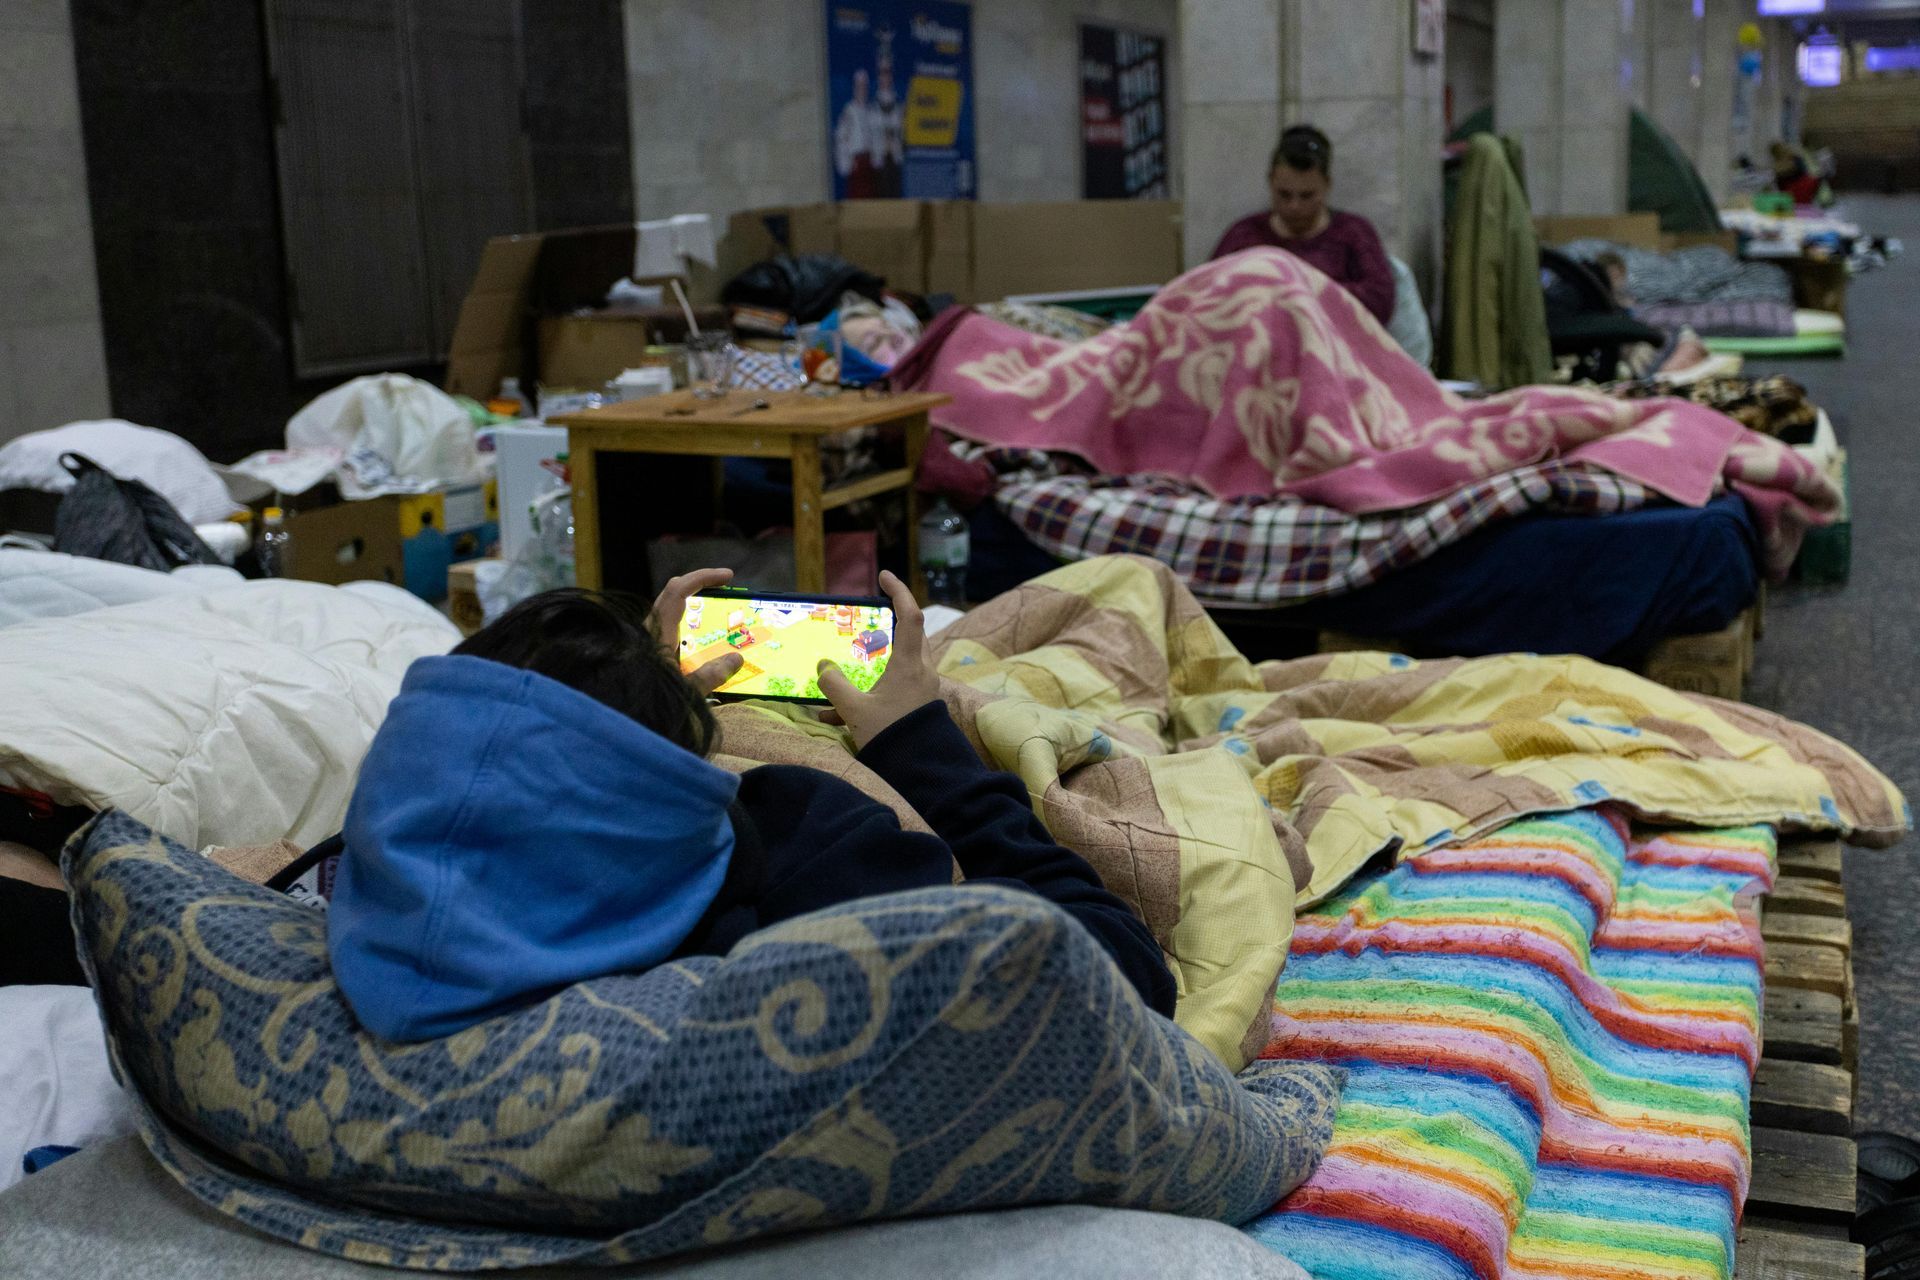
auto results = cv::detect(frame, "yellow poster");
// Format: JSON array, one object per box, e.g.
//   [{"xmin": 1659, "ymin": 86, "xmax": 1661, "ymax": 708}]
[{"xmin": 904, "ymin": 76, "xmax": 963, "ymax": 148}]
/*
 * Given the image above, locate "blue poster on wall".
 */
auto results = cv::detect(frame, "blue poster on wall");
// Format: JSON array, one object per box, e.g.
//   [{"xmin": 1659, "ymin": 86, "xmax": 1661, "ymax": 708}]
[{"xmin": 826, "ymin": 1, "xmax": 975, "ymax": 200}]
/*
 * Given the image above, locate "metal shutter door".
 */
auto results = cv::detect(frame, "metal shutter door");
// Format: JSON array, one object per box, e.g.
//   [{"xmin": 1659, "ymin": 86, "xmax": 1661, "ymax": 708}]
[
  {"xmin": 266, "ymin": 0, "xmax": 435, "ymax": 375},
  {"xmin": 406, "ymin": 0, "xmax": 533, "ymax": 357}
]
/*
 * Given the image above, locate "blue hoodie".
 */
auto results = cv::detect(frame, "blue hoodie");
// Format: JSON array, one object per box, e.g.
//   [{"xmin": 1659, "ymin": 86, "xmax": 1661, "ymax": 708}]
[{"xmin": 326, "ymin": 655, "xmax": 740, "ymax": 1042}]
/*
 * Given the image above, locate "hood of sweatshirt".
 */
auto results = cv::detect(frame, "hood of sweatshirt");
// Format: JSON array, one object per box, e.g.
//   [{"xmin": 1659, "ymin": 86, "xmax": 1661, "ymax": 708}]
[{"xmin": 326, "ymin": 654, "xmax": 739, "ymax": 1041}]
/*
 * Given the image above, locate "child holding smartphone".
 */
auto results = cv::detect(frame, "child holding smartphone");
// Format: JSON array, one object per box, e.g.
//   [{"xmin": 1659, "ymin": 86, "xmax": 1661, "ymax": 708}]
[{"xmin": 322, "ymin": 569, "xmax": 1176, "ymax": 1042}]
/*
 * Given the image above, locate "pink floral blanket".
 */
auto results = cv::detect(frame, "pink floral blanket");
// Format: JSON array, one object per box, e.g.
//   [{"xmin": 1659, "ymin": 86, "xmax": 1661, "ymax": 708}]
[{"xmin": 894, "ymin": 249, "xmax": 1837, "ymax": 575}]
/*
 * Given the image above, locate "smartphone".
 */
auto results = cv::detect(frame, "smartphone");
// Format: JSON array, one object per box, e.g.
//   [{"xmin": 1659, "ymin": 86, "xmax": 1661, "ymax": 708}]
[{"xmin": 679, "ymin": 588, "xmax": 895, "ymax": 704}]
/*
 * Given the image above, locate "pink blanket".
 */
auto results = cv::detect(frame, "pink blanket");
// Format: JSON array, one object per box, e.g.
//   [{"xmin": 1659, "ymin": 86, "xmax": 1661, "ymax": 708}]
[{"xmin": 895, "ymin": 249, "xmax": 1837, "ymax": 575}]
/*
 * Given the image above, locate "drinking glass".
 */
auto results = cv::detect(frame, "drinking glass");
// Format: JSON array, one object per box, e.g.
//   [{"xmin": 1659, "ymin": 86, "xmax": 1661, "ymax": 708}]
[{"xmin": 687, "ymin": 332, "xmax": 734, "ymax": 399}]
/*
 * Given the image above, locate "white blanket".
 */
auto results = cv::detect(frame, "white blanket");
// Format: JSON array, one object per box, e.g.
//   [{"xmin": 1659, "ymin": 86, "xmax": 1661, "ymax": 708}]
[
  {"xmin": 0, "ymin": 548, "xmax": 242, "ymax": 628},
  {"xmin": 0, "ymin": 986, "xmax": 134, "ymax": 1193},
  {"xmin": 0, "ymin": 579, "xmax": 457, "ymax": 849}
]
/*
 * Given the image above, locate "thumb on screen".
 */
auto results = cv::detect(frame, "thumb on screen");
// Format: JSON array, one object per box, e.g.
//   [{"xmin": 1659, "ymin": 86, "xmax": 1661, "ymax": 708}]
[{"xmin": 816, "ymin": 660, "xmax": 857, "ymax": 703}]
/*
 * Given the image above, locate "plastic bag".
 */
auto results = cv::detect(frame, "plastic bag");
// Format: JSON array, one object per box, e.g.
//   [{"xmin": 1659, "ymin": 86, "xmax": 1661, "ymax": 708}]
[
  {"xmin": 51, "ymin": 454, "xmax": 224, "ymax": 573},
  {"xmin": 284, "ymin": 374, "xmax": 484, "ymax": 499},
  {"xmin": 722, "ymin": 254, "xmax": 885, "ymax": 324}
]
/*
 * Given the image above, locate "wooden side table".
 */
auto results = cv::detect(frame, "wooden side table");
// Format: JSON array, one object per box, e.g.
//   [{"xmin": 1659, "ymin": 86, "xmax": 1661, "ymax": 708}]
[{"xmin": 548, "ymin": 388, "xmax": 950, "ymax": 598}]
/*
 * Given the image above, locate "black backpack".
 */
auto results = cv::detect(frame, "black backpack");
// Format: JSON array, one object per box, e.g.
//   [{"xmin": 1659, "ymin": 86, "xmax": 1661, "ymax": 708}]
[{"xmin": 52, "ymin": 453, "xmax": 223, "ymax": 572}]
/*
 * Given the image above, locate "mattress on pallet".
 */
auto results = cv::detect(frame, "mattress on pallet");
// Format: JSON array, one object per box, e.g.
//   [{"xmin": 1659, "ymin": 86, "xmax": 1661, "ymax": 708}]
[{"xmin": 1235, "ymin": 494, "xmax": 1760, "ymax": 665}]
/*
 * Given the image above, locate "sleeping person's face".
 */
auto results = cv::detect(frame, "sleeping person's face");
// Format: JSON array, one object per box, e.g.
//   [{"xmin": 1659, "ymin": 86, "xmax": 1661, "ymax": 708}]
[{"xmin": 1270, "ymin": 165, "xmax": 1330, "ymax": 237}]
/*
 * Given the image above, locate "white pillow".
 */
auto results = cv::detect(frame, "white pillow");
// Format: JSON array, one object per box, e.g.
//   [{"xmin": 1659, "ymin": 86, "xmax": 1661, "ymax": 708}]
[{"xmin": 0, "ymin": 421, "xmax": 243, "ymax": 526}]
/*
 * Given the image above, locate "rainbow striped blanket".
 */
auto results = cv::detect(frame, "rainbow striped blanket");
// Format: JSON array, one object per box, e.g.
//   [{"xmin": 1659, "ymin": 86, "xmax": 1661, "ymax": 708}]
[{"xmin": 1251, "ymin": 808, "xmax": 1773, "ymax": 1280}]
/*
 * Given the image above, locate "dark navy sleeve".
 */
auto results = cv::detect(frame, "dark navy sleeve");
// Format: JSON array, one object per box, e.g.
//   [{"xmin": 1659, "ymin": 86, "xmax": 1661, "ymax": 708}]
[
  {"xmin": 853, "ymin": 702, "xmax": 1178, "ymax": 1018},
  {"xmin": 734, "ymin": 765, "xmax": 960, "ymax": 926}
]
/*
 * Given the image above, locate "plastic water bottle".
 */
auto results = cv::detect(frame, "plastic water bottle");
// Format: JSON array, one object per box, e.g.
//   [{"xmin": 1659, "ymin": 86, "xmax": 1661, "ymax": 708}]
[
  {"xmin": 918, "ymin": 497, "xmax": 969, "ymax": 606},
  {"xmin": 257, "ymin": 507, "xmax": 289, "ymax": 578}
]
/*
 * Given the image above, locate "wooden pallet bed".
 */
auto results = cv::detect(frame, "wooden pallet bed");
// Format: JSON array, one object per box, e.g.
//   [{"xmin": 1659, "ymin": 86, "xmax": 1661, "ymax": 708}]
[{"xmin": 1739, "ymin": 837, "xmax": 1863, "ymax": 1279}]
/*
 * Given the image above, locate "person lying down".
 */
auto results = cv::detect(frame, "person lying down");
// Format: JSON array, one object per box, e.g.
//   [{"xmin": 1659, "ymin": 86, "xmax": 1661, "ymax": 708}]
[{"xmin": 317, "ymin": 568, "xmax": 1176, "ymax": 1042}]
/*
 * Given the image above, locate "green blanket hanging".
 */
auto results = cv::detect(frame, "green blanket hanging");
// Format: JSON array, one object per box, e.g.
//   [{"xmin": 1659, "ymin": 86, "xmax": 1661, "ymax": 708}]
[{"xmin": 1443, "ymin": 135, "xmax": 1553, "ymax": 390}]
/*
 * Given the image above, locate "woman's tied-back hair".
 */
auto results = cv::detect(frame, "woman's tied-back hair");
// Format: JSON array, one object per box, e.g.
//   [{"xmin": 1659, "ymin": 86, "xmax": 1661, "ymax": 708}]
[
  {"xmin": 1271, "ymin": 124, "xmax": 1333, "ymax": 177},
  {"xmin": 453, "ymin": 588, "xmax": 719, "ymax": 758}
]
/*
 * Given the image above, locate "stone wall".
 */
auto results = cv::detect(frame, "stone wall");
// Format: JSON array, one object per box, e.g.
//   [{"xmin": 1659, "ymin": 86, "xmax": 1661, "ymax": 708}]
[{"xmin": 0, "ymin": 0, "xmax": 110, "ymax": 443}]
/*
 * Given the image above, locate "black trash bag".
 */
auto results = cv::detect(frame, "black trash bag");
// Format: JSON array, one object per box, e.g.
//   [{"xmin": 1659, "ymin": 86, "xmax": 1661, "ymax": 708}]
[
  {"xmin": 722, "ymin": 253, "xmax": 886, "ymax": 324},
  {"xmin": 53, "ymin": 453, "xmax": 223, "ymax": 572}
]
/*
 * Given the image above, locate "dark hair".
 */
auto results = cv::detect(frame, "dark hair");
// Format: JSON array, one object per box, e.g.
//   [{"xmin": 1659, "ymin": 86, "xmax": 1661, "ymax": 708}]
[
  {"xmin": 1271, "ymin": 125, "xmax": 1332, "ymax": 177},
  {"xmin": 453, "ymin": 588, "xmax": 717, "ymax": 757}
]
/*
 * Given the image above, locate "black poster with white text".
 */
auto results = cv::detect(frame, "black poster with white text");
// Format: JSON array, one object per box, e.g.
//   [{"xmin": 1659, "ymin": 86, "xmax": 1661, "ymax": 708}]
[{"xmin": 1080, "ymin": 24, "xmax": 1167, "ymax": 200}]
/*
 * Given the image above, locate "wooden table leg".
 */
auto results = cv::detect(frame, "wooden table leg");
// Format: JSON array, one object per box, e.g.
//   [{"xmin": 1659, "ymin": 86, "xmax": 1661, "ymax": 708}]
[
  {"xmin": 569, "ymin": 439, "xmax": 603, "ymax": 591},
  {"xmin": 903, "ymin": 414, "xmax": 929, "ymax": 604},
  {"xmin": 790, "ymin": 436, "xmax": 826, "ymax": 593}
]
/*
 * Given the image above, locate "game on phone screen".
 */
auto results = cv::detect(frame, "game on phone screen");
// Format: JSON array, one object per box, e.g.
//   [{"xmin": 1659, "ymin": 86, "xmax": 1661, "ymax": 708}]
[{"xmin": 678, "ymin": 590, "xmax": 895, "ymax": 703}]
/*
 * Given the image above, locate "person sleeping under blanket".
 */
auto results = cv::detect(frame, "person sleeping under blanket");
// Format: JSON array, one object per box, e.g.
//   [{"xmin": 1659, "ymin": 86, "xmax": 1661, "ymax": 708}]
[{"xmin": 312, "ymin": 570, "xmax": 1176, "ymax": 1042}]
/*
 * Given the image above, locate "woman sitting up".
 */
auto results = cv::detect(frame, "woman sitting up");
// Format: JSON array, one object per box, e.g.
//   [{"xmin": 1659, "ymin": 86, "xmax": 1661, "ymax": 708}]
[
  {"xmin": 1211, "ymin": 124, "xmax": 1396, "ymax": 326},
  {"xmin": 320, "ymin": 570, "xmax": 1176, "ymax": 1042}
]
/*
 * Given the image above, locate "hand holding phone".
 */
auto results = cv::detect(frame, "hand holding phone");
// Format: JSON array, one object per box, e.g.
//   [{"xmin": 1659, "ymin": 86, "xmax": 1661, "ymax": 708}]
[
  {"xmin": 653, "ymin": 568, "xmax": 744, "ymax": 696},
  {"xmin": 678, "ymin": 583, "xmax": 898, "ymax": 706},
  {"xmin": 815, "ymin": 571, "xmax": 940, "ymax": 750}
]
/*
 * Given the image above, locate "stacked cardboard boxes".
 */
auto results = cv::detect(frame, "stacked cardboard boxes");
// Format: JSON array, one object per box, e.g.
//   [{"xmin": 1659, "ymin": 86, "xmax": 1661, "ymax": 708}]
[{"xmin": 446, "ymin": 201, "xmax": 1186, "ymax": 401}]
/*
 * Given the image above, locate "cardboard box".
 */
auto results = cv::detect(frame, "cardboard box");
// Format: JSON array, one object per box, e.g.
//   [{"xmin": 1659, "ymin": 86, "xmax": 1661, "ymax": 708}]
[
  {"xmin": 969, "ymin": 201, "xmax": 1183, "ymax": 302},
  {"xmin": 925, "ymin": 200, "xmax": 973, "ymax": 300},
  {"xmin": 446, "ymin": 235, "xmax": 542, "ymax": 403},
  {"xmin": 835, "ymin": 200, "xmax": 930, "ymax": 294},
  {"xmin": 709, "ymin": 199, "xmax": 1181, "ymax": 308},
  {"xmin": 1782, "ymin": 257, "xmax": 1849, "ymax": 317},
  {"xmin": 280, "ymin": 496, "xmax": 405, "ymax": 587},
  {"xmin": 1663, "ymin": 230, "xmax": 1741, "ymax": 254},
  {"xmin": 447, "ymin": 224, "xmax": 722, "ymax": 399},
  {"xmin": 398, "ymin": 481, "xmax": 500, "ymax": 602},
  {"xmin": 448, "ymin": 200, "xmax": 1192, "ymax": 380},
  {"xmin": 536, "ymin": 313, "xmax": 656, "ymax": 391},
  {"xmin": 1533, "ymin": 213, "xmax": 1665, "ymax": 250}
]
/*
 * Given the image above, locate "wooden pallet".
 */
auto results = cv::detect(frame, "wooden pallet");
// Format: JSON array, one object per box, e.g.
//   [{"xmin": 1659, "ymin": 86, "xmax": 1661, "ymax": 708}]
[{"xmin": 1737, "ymin": 837, "xmax": 1864, "ymax": 1279}]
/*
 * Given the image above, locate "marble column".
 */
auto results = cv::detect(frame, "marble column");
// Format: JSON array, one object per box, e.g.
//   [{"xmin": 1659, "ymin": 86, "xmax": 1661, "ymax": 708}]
[
  {"xmin": 1279, "ymin": 0, "xmax": 1446, "ymax": 296},
  {"xmin": 1695, "ymin": 0, "xmax": 1738, "ymax": 205},
  {"xmin": 1750, "ymin": 19, "xmax": 1802, "ymax": 155},
  {"xmin": 1178, "ymin": 0, "xmax": 1445, "ymax": 292},
  {"xmin": 0, "ymin": 0, "xmax": 111, "ymax": 441},
  {"xmin": 1646, "ymin": 0, "xmax": 1705, "ymax": 153},
  {"xmin": 1495, "ymin": 0, "xmax": 1635, "ymax": 215},
  {"xmin": 1176, "ymin": 0, "xmax": 1283, "ymax": 267}
]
